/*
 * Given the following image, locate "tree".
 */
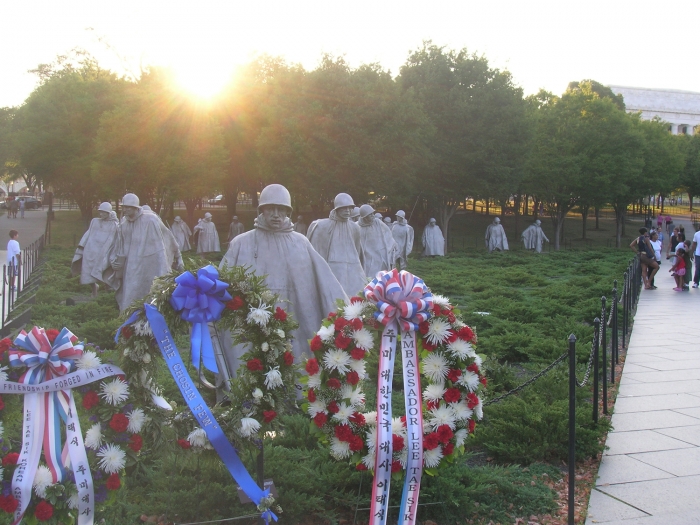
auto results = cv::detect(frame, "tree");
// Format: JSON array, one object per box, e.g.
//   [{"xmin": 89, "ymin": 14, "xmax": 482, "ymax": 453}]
[{"xmin": 679, "ymin": 133, "xmax": 700, "ymax": 211}]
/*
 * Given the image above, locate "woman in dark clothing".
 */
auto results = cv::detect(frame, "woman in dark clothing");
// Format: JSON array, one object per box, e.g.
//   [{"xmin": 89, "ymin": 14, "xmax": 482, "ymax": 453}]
[{"xmin": 630, "ymin": 227, "xmax": 658, "ymax": 290}]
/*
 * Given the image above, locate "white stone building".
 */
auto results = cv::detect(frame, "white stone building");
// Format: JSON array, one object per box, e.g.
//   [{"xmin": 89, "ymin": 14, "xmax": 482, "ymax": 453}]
[{"xmin": 609, "ymin": 86, "xmax": 700, "ymax": 135}]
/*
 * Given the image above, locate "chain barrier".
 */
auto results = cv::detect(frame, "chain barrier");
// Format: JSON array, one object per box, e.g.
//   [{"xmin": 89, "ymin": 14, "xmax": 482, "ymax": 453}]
[{"xmin": 574, "ymin": 322, "xmax": 601, "ymax": 388}]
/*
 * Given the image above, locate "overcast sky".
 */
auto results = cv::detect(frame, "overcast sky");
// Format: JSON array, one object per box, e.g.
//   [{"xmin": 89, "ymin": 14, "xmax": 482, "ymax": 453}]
[{"xmin": 1, "ymin": 0, "xmax": 697, "ymax": 107}]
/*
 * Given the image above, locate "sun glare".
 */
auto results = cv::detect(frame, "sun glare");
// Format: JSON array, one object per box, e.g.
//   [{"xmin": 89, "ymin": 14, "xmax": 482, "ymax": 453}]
[{"xmin": 173, "ymin": 65, "xmax": 233, "ymax": 101}]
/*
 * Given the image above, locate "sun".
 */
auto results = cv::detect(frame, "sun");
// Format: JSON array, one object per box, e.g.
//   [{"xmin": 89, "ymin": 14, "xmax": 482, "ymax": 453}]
[{"xmin": 172, "ymin": 64, "xmax": 233, "ymax": 101}]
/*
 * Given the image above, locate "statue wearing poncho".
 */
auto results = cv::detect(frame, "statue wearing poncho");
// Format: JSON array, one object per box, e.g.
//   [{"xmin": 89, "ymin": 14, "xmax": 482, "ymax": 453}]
[
  {"xmin": 218, "ymin": 186, "xmax": 346, "ymax": 379},
  {"xmin": 521, "ymin": 220, "xmax": 549, "ymax": 253},
  {"xmin": 195, "ymin": 213, "xmax": 221, "ymax": 254},
  {"xmin": 358, "ymin": 204, "xmax": 397, "ymax": 279},
  {"xmin": 307, "ymin": 193, "xmax": 367, "ymax": 297},
  {"xmin": 422, "ymin": 218, "xmax": 445, "ymax": 256},
  {"xmin": 72, "ymin": 204, "xmax": 120, "ymax": 286},
  {"xmin": 391, "ymin": 211, "xmax": 414, "ymax": 270},
  {"xmin": 171, "ymin": 216, "xmax": 193, "ymax": 251}
]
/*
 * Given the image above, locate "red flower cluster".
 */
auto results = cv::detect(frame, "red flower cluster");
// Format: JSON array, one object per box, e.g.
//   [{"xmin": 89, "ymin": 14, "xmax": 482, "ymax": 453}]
[
  {"xmin": 0, "ymin": 338, "xmax": 12, "ymax": 356},
  {"xmin": 129, "ymin": 434, "xmax": 143, "ymax": 452},
  {"xmin": 326, "ymin": 378, "xmax": 341, "ymax": 389},
  {"xmin": 177, "ymin": 438, "xmax": 192, "ymax": 450},
  {"xmin": 106, "ymin": 473, "xmax": 121, "ymax": 490},
  {"xmin": 263, "ymin": 410, "xmax": 277, "ymax": 423},
  {"xmin": 45, "ymin": 329, "xmax": 59, "ymax": 343},
  {"xmin": 327, "ymin": 401, "xmax": 339, "ymax": 414},
  {"xmin": 247, "ymin": 358, "xmax": 263, "ymax": 372},
  {"xmin": 443, "ymin": 388, "xmax": 461, "ymax": 403},
  {"xmin": 309, "ymin": 336, "xmax": 323, "ymax": 352},
  {"xmin": 307, "ymin": 389, "xmax": 316, "ymax": 403},
  {"xmin": 305, "ymin": 358, "xmax": 319, "ymax": 375},
  {"xmin": 423, "ymin": 433, "xmax": 440, "ymax": 450},
  {"xmin": 121, "ymin": 326, "xmax": 133, "ymax": 340},
  {"xmin": 82, "ymin": 390, "xmax": 99, "ymax": 410},
  {"xmin": 2, "ymin": 453, "xmax": 19, "ymax": 467},
  {"xmin": 0, "ymin": 494, "xmax": 18, "ymax": 513},
  {"xmin": 313, "ymin": 412, "xmax": 327, "ymax": 427},
  {"xmin": 437, "ymin": 425, "xmax": 453, "ymax": 444},
  {"xmin": 283, "ymin": 351, "xmax": 294, "ymax": 366},
  {"xmin": 0, "ymin": 396, "xmax": 4, "ymax": 411},
  {"xmin": 274, "ymin": 307, "xmax": 287, "ymax": 321},
  {"xmin": 392, "ymin": 434, "xmax": 405, "ymax": 452},
  {"xmin": 34, "ymin": 500, "xmax": 54, "ymax": 521},
  {"xmin": 226, "ymin": 296, "xmax": 245, "ymax": 310},
  {"xmin": 109, "ymin": 413, "xmax": 129, "ymax": 433}
]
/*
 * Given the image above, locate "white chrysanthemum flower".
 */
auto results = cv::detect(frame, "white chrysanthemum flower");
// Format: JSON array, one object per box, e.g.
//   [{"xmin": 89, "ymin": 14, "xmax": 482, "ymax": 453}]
[
  {"xmin": 142, "ymin": 353, "xmax": 151, "ymax": 363},
  {"xmin": 0, "ymin": 420, "xmax": 4, "ymax": 439},
  {"xmin": 365, "ymin": 426, "xmax": 378, "ymax": 451},
  {"xmin": 431, "ymin": 295, "xmax": 451, "ymax": 307},
  {"xmin": 340, "ymin": 385, "xmax": 365, "ymax": 407},
  {"xmin": 68, "ymin": 491, "xmax": 80, "ymax": 510},
  {"xmin": 364, "ymin": 411, "xmax": 378, "ymax": 426},
  {"xmin": 450, "ymin": 402, "xmax": 474, "ymax": 422},
  {"xmin": 347, "ymin": 358, "xmax": 367, "ymax": 379},
  {"xmin": 428, "ymin": 406, "xmax": 457, "ymax": 430},
  {"xmin": 307, "ymin": 373, "xmax": 322, "ymax": 389},
  {"xmin": 317, "ymin": 325, "xmax": 335, "ymax": 342},
  {"xmin": 127, "ymin": 408, "xmax": 147, "ymax": 433},
  {"xmin": 85, "ymin": 424, "xmax": 103, "ymax": 449},
  {"xmin": 423, "ymin": 384, "xmax": 446, "ymax": 402},
  {"xmin": 422, "ymin": 352, "xmax": 449, "ymax": 383},
  {"xmin": 332, "ymin": 402, "xmax": 354, "ymax": 424},
  {"xmin": 423, "ymin": 446, "xmax": 444, "ymax": 468},
  {"xmin": 133, "ymin": 319, "xmax": 153, "ymax": 337},
  {"xmin": 261, "ymin": 342, "xmax": 270, "ymax": 353},
  {"xmin": 0, "ymin": 366, "xmax": 7, "ymax": 382},
  {"xmin": 474, "ymin": 398, "xmax": 483, "ymax": 420},
  {"xmin": 264, "ymin": 367, "xmax": 284, "ymax": 389},
  {"xmin": 252, "ymin": 388, "xmax": 263, "ymax": 401},
  {"xmin": 423, "ymin": 420, "xmax": 432, "ymax": 434},
  {"xmin": 77, "ymin": 351, "xmax": 102, "ymax": 370},
  {"xmin": 447, "ymin": 339, "xmax": 475, "ymax": 360},
  {"xmin": 97, "ymin": 444, "xmax": 126, "ymax": 474},
  {"xmin": 362, "ymin": 451, "xmax": 376, "ymax": 469},
  {"xmin": 330, "ymin": 437, "xmax": 352, "ymax": 459},
  {"xmin": 276, "ymin": 329, "xmax": 285, "ymax": 339},
  {"xmin": 0, "ymin": 465, "xmax": 3, "ymax": 481},
  {"xmin": 426, "ymin": 319, "xmax": 451, "ymax": 345},
  {"xmin": 239, "ymin": 418, "xmax": 262, "ymax": 438},
  {"xmin": 474, "ymin": 354, "xmax": 483, "ymax": 368},
  {"xmin": 307, "ymin": 400, "xmax": 327, "ymax": 417},
  {"xmin": 392, "ymin": 417, "xmax": 407, "ymax": 437},
  {"xmin": 323, "ymin": 349, "xmax": 352, "ymax": 374},
  {"xmin": 352, "ymin": 329, "xmax": 374, "ymax": 351},
  {"xmin": 188, "ymin": 428, "xmax": 209, "ymax": 447},
  {"xmin": 454, "ymin": 428, "xmax": 469, "ymax": 447},
  {"xmin": 343, "ymin": 300, "xmax": 367, "ymax": 320},
  {"xmin": 247, "ymin": 302, "xmax": 272, "ymax": 327},
  {"xmin": 397, "ymin": 447, "xmax": 409, "ymax": 468},
  {"xmin": 458, "ymin": 371, "xmax": 480, "ymax": 392},
  {"xmin": 453, "ymin": 319, "xmax": 466, "ymax": 328},
  {"xmin": 33, "ymin": 465, "xmax": 53, "ymax": 498},
  {"xmin": 100, "ymin": 378, "xmax": 129, "ymax": 406}
]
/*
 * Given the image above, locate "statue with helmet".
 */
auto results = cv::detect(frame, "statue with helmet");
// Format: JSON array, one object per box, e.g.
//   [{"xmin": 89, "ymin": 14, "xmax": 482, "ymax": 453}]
[
  {"xmin": 521, "ymin": 219, "xmax": 549, "ymax": 253},
  {"xmin": 108, "ymin": 193, "xmax": 183, "ymax": 312},
  {"xmin": 307, "ymin": 193, "xmax": 367, "ymax": 296},
  {"xmin": 422, "ymin": 218, "xmax": 445, "ymax": 256},
  {"xmin": 71, "ymin": 202, "xmax": 120, "ymax": 297},
  {"xmin": 170, "ymin": 216, "xmax": 193, "ymax": 251},
  {"xmin": 485, "ymin": 217, "xmax": 509, "ymax": 253},
  {"xmin": 293, "ymin": 215, "xmax": 307, "ymax": 235},
  {"xmin": 194, "ymin": 212, "xmax": 221, "ymax": 254},
  {"xmin": 391, "ymin": 210, "xmax": 414, "ymax": 270},
  {"xmin": 218, "ymin": 184, "xmax": 347, "ymax": 379},
  {"xmin": 358, "ymin": 204, "xmax": 397, "ymax": 278},
  {"xmin": 227, "ymin": 215, "xmax": 245, "ymax": 243}
]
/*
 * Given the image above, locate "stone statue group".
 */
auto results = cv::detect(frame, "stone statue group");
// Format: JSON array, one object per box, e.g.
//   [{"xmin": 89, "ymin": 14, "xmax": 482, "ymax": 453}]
[{"xmin": 485, "ymin": 217, "xmax": 550, "ymax": 253}]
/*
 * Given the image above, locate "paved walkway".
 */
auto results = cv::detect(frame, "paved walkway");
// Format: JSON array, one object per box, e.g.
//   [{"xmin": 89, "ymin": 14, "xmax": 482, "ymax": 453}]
[{"xmin": 586, "ymin": 266, "xmax": 700, "ymax": 524}]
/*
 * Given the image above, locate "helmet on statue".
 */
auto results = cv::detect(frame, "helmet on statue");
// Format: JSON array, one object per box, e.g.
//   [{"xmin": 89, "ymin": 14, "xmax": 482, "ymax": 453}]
[
  {"xmin": 121, "ymin": 193, "xmax": 140, "ymax": 208},
  {"xmin": 360, "ymin": 204, "xmax": 375, "ymax": 218},
  {"xmin": 98, "ymin": 202, "xmax": 112, "ymax": 213},
  {"xmin": 258, "ymin": 184, "xmax": 292, "ymax": 212},
  {"xmin": 333, "ymin": 193, "xmax": 355, "ymax": 210}
]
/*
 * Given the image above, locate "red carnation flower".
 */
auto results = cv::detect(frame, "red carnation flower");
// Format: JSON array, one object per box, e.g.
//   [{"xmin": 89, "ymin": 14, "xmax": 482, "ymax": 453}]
[
  {"xmin": 446, "ymin": 369, "xmax": 461, "ymax": 383},
  {"xmin": 334, "ymin": 333, "xmax": 352, "ymax": 349},
  {"xmin": 307, "ymin": 389, "xmax": 316, "ymax": 403},
  {"xmin": 0, "ymin": 396, "xmax": 4, "ymax": 411},
  {"xmin": 467, "ymin": 363, "xmax": 479, "ymax": 374},
  {"xmin": 328, "ymin": 312, "xmax": 337, "ymax": 319},
  {"xmin": 309, "ymin": 335, "xmax": 324, "ymax": 352},
  {"xmin": 45, "ymin": 329, "xmax": 59, "ymax": 343},
  {"xmin": 274, "ymin": 307, "xmax": 287, "ymax": 321},
  {"xmin": 346, "ymin": 371, "xmax": 360, "ymax": 385},
  {"xmin": 392, "ymin": 434, "xmax": 405, "ymax": 452},
  {"xmin": 334, "ymin": 317, "xmax": 348, "ymax": 331},
  {"xmin": 35, "ymin": 500, "xmax": 54, "ymax": 521},
  {"xmin": 334, "ymin": 424, "xmax": 353, "ymax": 442},
  {"xmin": 226, "ymin": 296, "xmax": 245, "ymax": 310},
  {"xmin": 431, "ymin": 304, "xmax": 441, "ymax": 315},
  {"xmin": 121, "ymin": 326, "xmax": 133, "ymax": 340},
  {"xmin": 313, "ymin": 412, "xmax": 328, "ymax": 428},
  {"xmin": 351, "ymin": 318, "xmax": 363, "ymax": 331},
  {"xmin": 437, "ymin": 425, "xmax": 454, "ymax": 444},
  {"xmin": 247, "ymin": 359, "xmax": 264, "ymax": 372},
  {"xmin": 82, "ymin": 390, "xmax": 99, "ymax": 410},
  {"xmin": 444, "ymin": 388, "xmax": 461, "ymax": 404},
  {"xmin": 426, "ymin": 400, "xmax": 439, "ymax": 411},
  {"xmin": 327, "ymin": 378, "xmax": 341, "ymax": 389},
  {"xmin": 0, "ymin": 494, "xmax": 19, "ymax": 513},
  {"xmin": 350, "ymin": 296, "xmax": 363, "ymax": 304},
  {"xmin": 443, "ymin": 442, "xmax": 455, "ymax": 456},
  {"xmin": 459, "ymin": 326, "xmax": 475, "ymax": 342},
  {"xmin": 129, "ymin": 434, "xmax": 143, "ymax": 452},
  {"xmin": 106, "ymin": 473, "xmax": 121, "ymax": 490},
  {"xmin": 263, "ymin": 410, "xmax": 277, "ymax": 423},
  {"xmin": 447, "ymin": 312, "xmax": 456, "ymax": 323},
  {"xmin": 441, "ymin": 308, "xmax": 451, "ymax": 316},
  {"xmin": 468, "ymin": 419, "xmax": 476, "ymax": 434},
  {"xmin": 480, "ymin": 376, "xmax": 488, "ymax": 386},
  {"xmin": 327, "ymin": 401, "xmax": 340, "ymax": 414},
  {"xmin": 446, "ymin": 331, "xmax": 458, "ymax": 343},
  {"xmin": 418, "ymin": 321, "xmax": 430, "ymax": 335},
  {"xmin": 391, "ymin": 460, "xmax": 402, "ymax": 473},
  {"xmin": 356, "ymin": 463, "xmax": 368, "ymax": 471},
  {"xmin": 110, "ymin": 413, "xmax": 129, "ymax": 433},
  {"xmin": 400, "ymin": 415, "xmax": 407, "ymax": 427},
  {"xmin": 305, "ymin": 358, "xmax": 319, "ymax": 375},
  {"xmin": 283, "ymin": 351, "xmax": 294, "ymax": 366},
  {"xmin": 423, "ymin": 432, "xmax": 440, "ymax": 450},
  {"xmin": 2, "ymin": 453, "xmax": 19, "ymax": 466},
  {"xmin": 467, "ymin": 393, "xmax": 479, "ymax": 409},
  {"xmin": 422, "ymin": 340, "xmax": 437, "ymax": 352},
  {"xmin": 177, "ymin": 439, "xmax": 192, "ymax": 450},
  {"xmin": 0, "ymin": 338, "xmax": 12, "ymax": 354},
  {"xmin": 350, "ymin": 348, "xmax": 366, "ymax": 360},
  {"xmin": 349, "ymin": 412, "xmax": 365, "ymax": 426}
]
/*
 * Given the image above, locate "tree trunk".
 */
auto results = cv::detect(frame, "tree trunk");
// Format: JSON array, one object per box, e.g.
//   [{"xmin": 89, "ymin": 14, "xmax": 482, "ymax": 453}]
[
  {"xmin": 183, "ymin": 197, "xmax": 199, "ymax": 226},
  {"xmin": 472, "ymin": 198, "xmax": 477, "ymax": 213},
  {"xmin": 690, "ymin": 193, "xmax": 694, "ymax": 212},
  {"xmin": 225, "ymin": 189, "xmax": 238, "ymax": 218},
  {"xmin": 485, "ymin": 199, "xmax": 490, "ymax": 216},
  {"xmin": 533, "ymin": 199, "xmax": 540, "ymax": 220},
  {"xmin": 581, "ymin": 205, "xmax": 589, "ymax": 240},
  {"xmin": 660, "ymin": 194, "xmax": 665, "ymax": 214},
  {"xmin": 437, "ymin": 200, "xmax": 458, "ymax": 253},
  {"xmin": 595, "ymin": 207, "xmax": 600, "ymax": 230},
  {"xmin": 513, "ymin": 194, "xmax": 521, "ymax": 242}
]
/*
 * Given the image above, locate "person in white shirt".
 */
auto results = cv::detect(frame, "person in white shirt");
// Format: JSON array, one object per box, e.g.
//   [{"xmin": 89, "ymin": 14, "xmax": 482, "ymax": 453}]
[
  {"xmin": 649, "ymin": 231, "xmax": 662, "ymax": 288},
  {"xmin": 691, "ymin": 229, "xmax": 700, "ymax": 288},
  {"xmin": 7, "ymin": 229, "xmax": 21, "ymax": 291}
]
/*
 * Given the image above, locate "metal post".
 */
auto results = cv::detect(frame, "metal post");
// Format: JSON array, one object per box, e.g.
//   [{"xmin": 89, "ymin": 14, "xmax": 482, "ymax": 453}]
[
  {"xmin": 1, "ymin": 265, "xmax": 5, "ymax": 328},
  {"xmin": 622, "ymin": 271, "xmax": 628, "ymax": 348},
  {"xmin": 612, "ymin": 283, "xmax": 618, "ymax": 382},
  {"xmin": 593, "ymin": 318, "xmax": 600, "ymax": 423},
  {"xmin": 568, "ymin": 334, "xmax": 577, "ymax": 525},
  {"xmin": 602, "ymin": 297, "xmax": 608, "ymax": 416}
]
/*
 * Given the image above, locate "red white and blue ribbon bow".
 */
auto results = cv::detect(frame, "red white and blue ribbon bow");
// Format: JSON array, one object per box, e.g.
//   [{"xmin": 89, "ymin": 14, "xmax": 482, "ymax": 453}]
[
  {"xmin": 364, "ymin": 269, "xmax": 433, "ymax": 525},
  {"xmin": 169, "ymin": 265, "xmax": 232, "ymax": 373}
]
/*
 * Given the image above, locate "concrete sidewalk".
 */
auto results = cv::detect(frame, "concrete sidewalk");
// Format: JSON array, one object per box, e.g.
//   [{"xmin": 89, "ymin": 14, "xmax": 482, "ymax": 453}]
[{"xmin": 586, "ymin": 268, "xmax": 700, "ymax": 524}]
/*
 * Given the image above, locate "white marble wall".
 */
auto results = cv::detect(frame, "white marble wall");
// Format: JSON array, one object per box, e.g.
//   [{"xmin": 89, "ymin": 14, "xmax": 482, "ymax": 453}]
[{"xmin": 609, "ymin": 86, "xmax": 700, "ymax": 135}]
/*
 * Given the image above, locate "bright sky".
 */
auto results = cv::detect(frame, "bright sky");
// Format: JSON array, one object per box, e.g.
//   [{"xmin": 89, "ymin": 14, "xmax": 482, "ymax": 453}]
[{"xmin": 1, "ymin": 0, "xmax": 698, "ymax": 107}]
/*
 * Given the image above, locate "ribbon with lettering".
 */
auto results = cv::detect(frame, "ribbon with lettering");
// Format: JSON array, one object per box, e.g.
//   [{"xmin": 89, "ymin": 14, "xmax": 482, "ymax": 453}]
[
  {"xmin": 364, "ymin": 270, "xmax": 432, "ymax": 525},
  {"xmin": 143, "ymin": 304, "xmax": 277, "ymax": 522},
  {"xmin": 169, "ymin": 265, "xmax": 232, "ymax": 373},
  {"xmin": 4, "ymin": 327, "xmax": 124, "ymax": 525}
]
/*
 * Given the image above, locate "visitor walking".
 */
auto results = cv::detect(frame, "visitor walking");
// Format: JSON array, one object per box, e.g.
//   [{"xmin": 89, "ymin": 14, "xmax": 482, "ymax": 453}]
[
  {"xmin": 7, "ymin": 229, "xmax": 20, "ymax": 292},
  {"xmin": 669, "ymin": 246, "xmax": 687, "ymax": 292},
  {"xmin": 649, "ymin": 231, "xmax": 662, "ymax": 287}
]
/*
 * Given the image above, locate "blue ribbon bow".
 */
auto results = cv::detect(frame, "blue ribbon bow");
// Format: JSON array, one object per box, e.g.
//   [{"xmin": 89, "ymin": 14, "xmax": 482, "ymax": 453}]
[{"xmin": 169, "ymin": 265, "xmax": 232, "ymax": 373}]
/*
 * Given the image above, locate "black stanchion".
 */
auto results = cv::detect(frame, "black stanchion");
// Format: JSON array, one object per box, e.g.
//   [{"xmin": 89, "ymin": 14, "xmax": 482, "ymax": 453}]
[
  {"xmin": 612, "ymin": 282, "xmax": 618, "ymax": 383},
  {"xmin": 602, "ymin": 297, "xmax": 608, "ymax": 416},
  {"xmin": 568, "ymin": 334, "xmax": 577, "ymax": 525},
  {"xmin": 593, "ymin": 318, "xmax": 600, "ymax": 423},
  {"xmin": 622, "ymin": 271, "xmax": 628, "ymax": 349}
]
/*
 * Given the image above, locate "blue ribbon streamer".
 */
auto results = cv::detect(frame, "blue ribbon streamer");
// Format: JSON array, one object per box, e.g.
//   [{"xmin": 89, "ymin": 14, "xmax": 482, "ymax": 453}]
[
  {"xmin": 114, "ymin": 311, "xmax": 141, "ymax": 344},
  {"xmin": 169, "ymin": 265, "xmax": 232, "ymax": 373},
  {"xmin": 144, "ymin": 304, "xmax": 277, "ymax": 523}
]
